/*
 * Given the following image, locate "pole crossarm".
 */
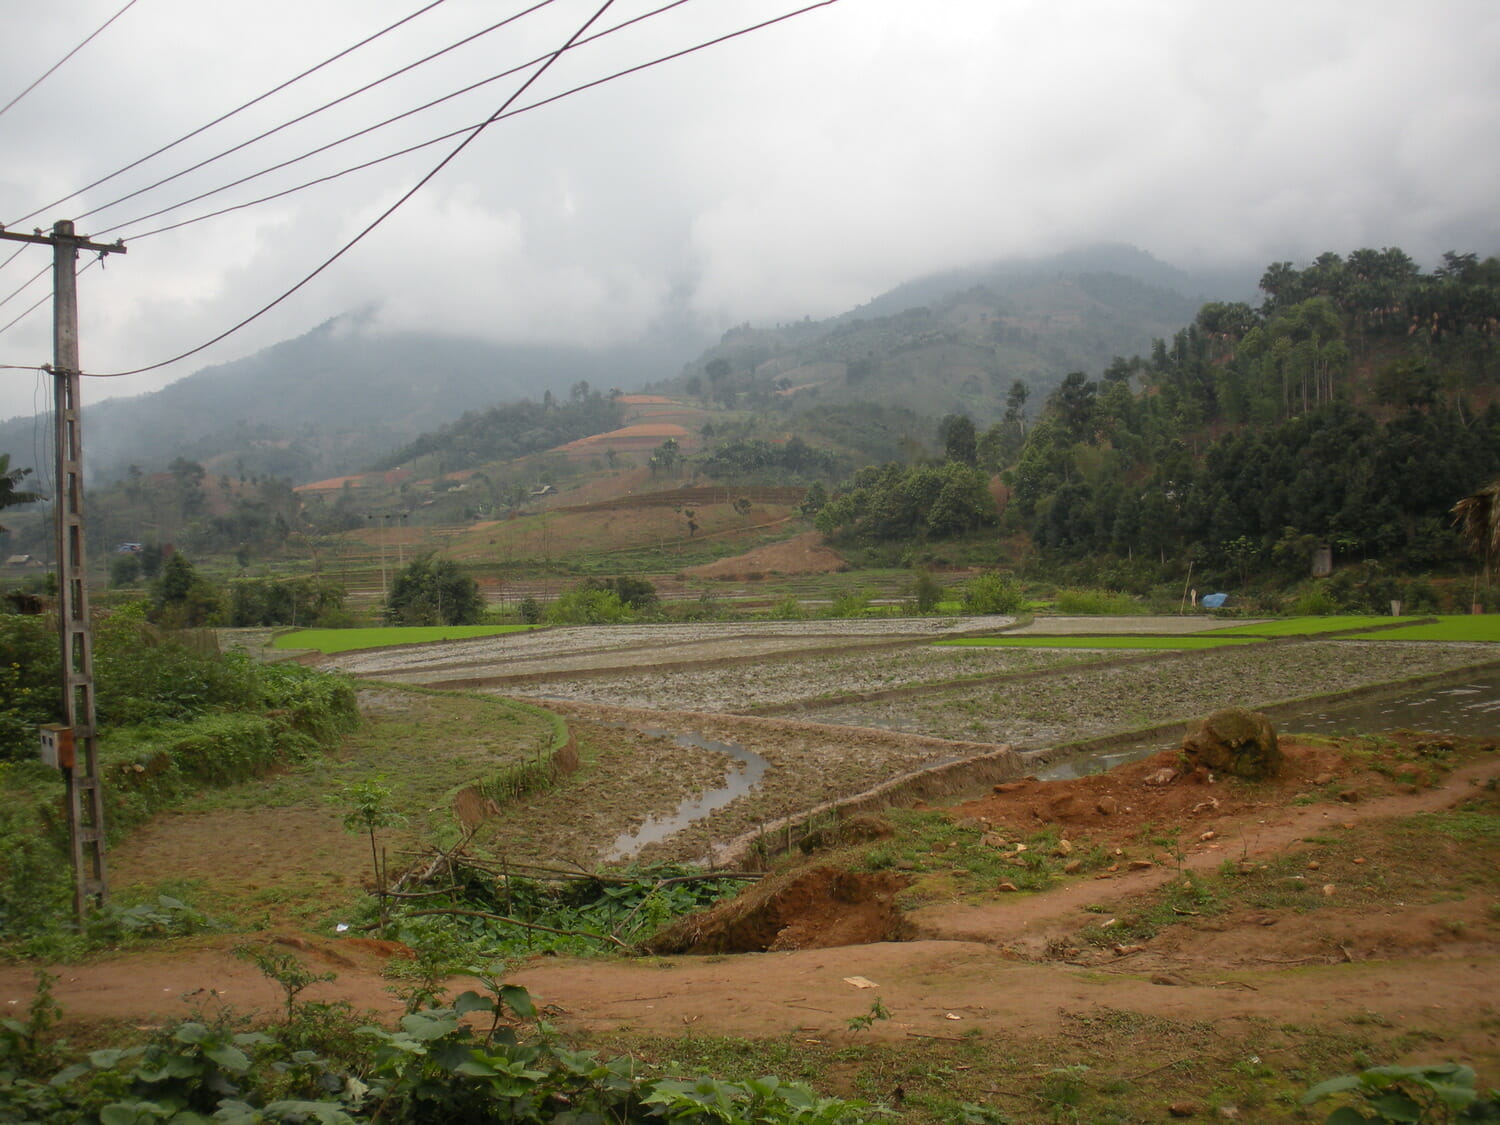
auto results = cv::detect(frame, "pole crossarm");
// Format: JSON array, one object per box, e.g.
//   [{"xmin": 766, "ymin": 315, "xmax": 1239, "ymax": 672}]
[{"xmin": 0, "ymin": 225, "xmax": 126, "ymax": 256}]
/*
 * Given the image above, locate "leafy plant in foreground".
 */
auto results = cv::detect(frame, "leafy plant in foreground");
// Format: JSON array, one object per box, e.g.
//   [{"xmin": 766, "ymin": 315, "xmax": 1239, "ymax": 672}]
[{"xmin": 1303, "ymin": 1063, "xmax": 1500, "ymax": 1123}]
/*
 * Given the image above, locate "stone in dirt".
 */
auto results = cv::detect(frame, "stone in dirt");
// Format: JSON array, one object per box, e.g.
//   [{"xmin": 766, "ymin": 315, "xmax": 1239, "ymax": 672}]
[{"xmin": 1181, "ymin": 707, "xmax": 1282, "ymax": 778}]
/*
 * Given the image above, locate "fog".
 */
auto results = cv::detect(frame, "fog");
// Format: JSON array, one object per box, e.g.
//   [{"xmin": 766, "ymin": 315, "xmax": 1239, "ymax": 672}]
[{"xmin": 1, "ymin": 0, "xmax": 1496, "ymax": 421}]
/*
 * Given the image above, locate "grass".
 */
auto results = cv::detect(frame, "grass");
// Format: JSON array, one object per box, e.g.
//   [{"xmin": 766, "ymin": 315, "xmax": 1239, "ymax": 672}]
[
  {"xmin": 107, "ymin": 686, "xmax": 564, "ymax": 926},
  {"xmin": 272, "ymin": 623, "xmax": 540, "ymax": 653},
  {"xmin": 1209, "ymin": 615, "xmax": 1422, "ymax": 637},
  {"xmin": 1075, "ymin": 790, "xmax": 1500, "ymax": 951},
  {"xmin": 855, "ymin": 809, "xmax": 1110, "ymax": 904},
  {"xmin": 935, "ymin": 634, "xmax": 1266, "ymax": 650},
  {"xmin": 593, "ymin": 1013, "xmax": 1394, "ymax": 1124},
  {"xmin": 1361, "ymin": 616, "xmax": 1500, "ymax": 643}
]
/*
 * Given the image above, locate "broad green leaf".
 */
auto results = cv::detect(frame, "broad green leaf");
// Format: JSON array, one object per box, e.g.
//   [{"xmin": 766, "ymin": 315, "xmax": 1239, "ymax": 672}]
[{"xmin": 500, "ymin": 984, "xmax": 536, "ymax": 1020}]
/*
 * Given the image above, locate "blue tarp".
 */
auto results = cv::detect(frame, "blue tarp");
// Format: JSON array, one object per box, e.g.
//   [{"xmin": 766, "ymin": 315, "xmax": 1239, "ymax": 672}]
[{"xmin": 1201, "ymin": 593, "xmax": 1229, "ymax": 609}]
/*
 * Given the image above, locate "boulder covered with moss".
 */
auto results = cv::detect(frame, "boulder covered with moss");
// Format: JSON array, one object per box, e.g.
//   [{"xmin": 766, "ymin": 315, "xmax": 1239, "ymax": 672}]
[{"xmin": 1181, "ymin": 707, "xmax": 1282, "ymax": 778}]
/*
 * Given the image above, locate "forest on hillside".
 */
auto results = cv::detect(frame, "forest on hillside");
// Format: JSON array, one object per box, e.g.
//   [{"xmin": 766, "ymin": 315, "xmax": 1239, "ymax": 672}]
[{"xmin": 814, "ymin": 249, "xmax": 1500, "ymax": 598}]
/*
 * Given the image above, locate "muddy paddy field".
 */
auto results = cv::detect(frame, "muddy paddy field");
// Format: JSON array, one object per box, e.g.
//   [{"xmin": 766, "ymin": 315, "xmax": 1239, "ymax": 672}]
[{"xmin": 12, "ymin": 616, "xmax": 1500, "ymax": 1123}]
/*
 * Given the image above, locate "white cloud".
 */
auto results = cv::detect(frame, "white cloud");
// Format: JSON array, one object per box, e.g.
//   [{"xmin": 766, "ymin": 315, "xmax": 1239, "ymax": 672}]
[{"xmin": 1, "ymin": 0, "xmax": 1497, "ymax": 421}]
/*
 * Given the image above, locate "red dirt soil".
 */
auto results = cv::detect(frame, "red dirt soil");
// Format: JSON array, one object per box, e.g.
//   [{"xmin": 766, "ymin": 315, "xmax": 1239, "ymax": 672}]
[
  {"xmin": 681, "ymin": 530, "xmax": 847, "ymax": 580},
  {"xmin": 6, "ymin": 738, "xmax": 1496, "ymax": 1064}
]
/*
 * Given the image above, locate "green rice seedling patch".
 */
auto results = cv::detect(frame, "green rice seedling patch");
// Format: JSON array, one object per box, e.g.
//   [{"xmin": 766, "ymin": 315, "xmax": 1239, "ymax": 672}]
[
  {"xmin": 1210, "ymin": 616, "xmax": 1421, "ymax": 637},
  {"xmin": 1359, "ymin": 615, "xmax": 1500, "ymax": 643},
  {"xmin": 273, "ymin": 624, "xmax": 540, "ymax": 654},
  {"xmin": 935, "ymin": 634, "xmax": 1264, "ymax": 650}
]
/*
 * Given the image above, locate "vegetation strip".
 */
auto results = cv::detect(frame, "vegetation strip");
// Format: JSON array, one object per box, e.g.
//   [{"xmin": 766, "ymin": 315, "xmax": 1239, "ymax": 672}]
[
  {"xmin": 936, "ymin": 634, "xmax": 1266, "ymax": 649},
  {"xmin": 273, "ymin": 623, "xmax": 541, "ymax": 654}
]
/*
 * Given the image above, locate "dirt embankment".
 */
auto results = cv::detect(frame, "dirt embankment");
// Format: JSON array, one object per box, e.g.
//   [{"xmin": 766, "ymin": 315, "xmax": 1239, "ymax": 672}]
[{"xmin": 681, "ymin": 530, "xmax": 847, "ymax": 580}]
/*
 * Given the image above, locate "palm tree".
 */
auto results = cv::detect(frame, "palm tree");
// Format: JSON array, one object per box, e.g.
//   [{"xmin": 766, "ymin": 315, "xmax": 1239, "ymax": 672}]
[
  {"xmin": 1452, "ymin": 478, "xmax": 1500, "ymax": 591},
  {"xmin": 0, "ymin": 453, "xmax": 44, "ymax": 533}
]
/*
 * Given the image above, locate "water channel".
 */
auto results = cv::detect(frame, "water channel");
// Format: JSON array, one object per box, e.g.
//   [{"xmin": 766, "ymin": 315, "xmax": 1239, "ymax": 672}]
[{"xmin": 607, "ymin": 730, "xmax": 768, "ymax": 860}]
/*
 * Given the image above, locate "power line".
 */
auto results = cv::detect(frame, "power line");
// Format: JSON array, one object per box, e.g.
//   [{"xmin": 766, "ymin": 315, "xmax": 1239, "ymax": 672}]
[
  {"xmin": 63, "ymin": 0, "xmax": 562, "ymax": 230},
  {"xmin": 0, "ymin": 0, "xmax": 142, "ymax": 124},
  {"xmin": 8, "ymin": 0, "xmax": 453, "ymax": 228},
  {"xmin": 0, "ymin": 263, "xmax": 50, "ymax": 314},
  {"xmin": 95, "ymin": 0, "xmax": 696, "ymax": 241},
  {"xmin": 116, "ymin": 0, "xmax": 836, "ymax": 245},
  {"xmin": 90, "ymin": 0, "xmax": 622, "ymax": 379},
  {"xmin": 0, "ymin": 256, "xmax": 103, "ymax": 337},
  {"xmin": 24, "ymin": 0, "xmax": 840, "ymax": 379}
]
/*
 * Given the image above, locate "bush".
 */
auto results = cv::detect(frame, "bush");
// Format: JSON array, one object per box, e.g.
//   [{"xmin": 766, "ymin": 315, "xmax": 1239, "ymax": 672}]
[
  {"xmin": 385, "ymin": 555, "xmax": 485, "ymax": 626},
  {"xmin": 544, "ymin": 588, "xmax": 632, "ymax": 625},
  {"xmin": 912, "ymin": 570, "xmax": 944, "ymax": 613},
  {"xmin": 963, "ymin": 571, "xmax": 1027, "ymax": 615},
  {"xmin": 1053, "ymin": 587, "xmax": 1141, "ymax": 615},
  {"xmin": 0, "ymin": 614, "xmax": 58, "ymax": 762}
]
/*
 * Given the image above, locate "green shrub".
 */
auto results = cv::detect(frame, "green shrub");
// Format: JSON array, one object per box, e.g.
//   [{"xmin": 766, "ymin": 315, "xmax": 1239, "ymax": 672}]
[
  {"xmin": 1053, "ymin": 587, "xmax": 1141, "ymax": 615},
  {"xmin": 912, "ymin": 570, "xmax": 944, "ymax": 613},
  {"xmin": 544, "ymin": 587, "xmax": 633, "ymax": 625},
  {"xmin": 963, "ymin": 570, "xmax": 1026, "ymax": 615}
]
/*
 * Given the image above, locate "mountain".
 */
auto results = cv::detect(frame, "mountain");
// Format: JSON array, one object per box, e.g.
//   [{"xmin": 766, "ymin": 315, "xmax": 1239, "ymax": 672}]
[
  {"xmin": 0, "ymin": 245, "xmax": 1255, "ymax": 487},
  {"xmin": 0, "ymin": 315, "xmax": 708, "ymax": 487},
  {"xmin": 658, "ymin": 244, "xmax": 1255, "ymax": 432}
]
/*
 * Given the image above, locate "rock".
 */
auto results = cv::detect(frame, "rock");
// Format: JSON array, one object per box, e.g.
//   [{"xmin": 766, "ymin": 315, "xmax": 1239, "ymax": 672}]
[
  {"xmin": 997, "ymin": 882, "xmax": 1019, "ymax": 892},
  {"xmin": 1047, "ymin": 794, "xmax": 1080, "ymax": 820},
  {"xmin": 1055, "ymin": 838, "xmax": 1073, "ymax": 857},
  {"xmin": 1144, "ymin": 766, "xmax": 1179, "ymax": 787},
  {"xmin": 1097, "ymin": 796, "xmax": 1118, "ymax": 816},
  {"xmin": 1322, "ymin": 883, "xmax": 1337, "ymax": 896},
  {"xmin": 1168, "ymin": 1100, "xmax": 1201, "ymax": 1117},
  {"xmin": 1311, "ymin": 772, "xmax": 1336, "ymax": 786},
  {"xmin": 981, "ymin": 833, "xmax": 1008, "ymax": 848},
  {"xmin": 1129, "ymin": 859, "xmax": 1154, "ymax": 870},
  {"xmin": 1064, "ymin": 859, "xmax": 1083, "ymax": 874},
  {"xmin": 1199, "ymin": 830, "xmax": 1217, "ymax": 841},
  {"xmin": 1181, "ymin": 708, "xmax": 1283, "ymax": 779}
]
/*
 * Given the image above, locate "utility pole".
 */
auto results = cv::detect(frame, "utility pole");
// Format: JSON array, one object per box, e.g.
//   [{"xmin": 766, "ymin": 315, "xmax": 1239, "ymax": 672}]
[{"xmin": 1, "ymin": 219, "xmax": 126, "ymax": 920}]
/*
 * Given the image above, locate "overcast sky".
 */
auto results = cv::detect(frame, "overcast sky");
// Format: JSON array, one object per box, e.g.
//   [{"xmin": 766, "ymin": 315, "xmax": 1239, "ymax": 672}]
[{"xmin": 0, "ymin": 0, "xmax": 1497, "ymax": 422}]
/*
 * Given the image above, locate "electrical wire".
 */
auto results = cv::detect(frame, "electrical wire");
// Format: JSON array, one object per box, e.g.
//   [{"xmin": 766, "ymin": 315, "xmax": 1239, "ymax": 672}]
[
  {"xmin": 8, "ymin": 0, "xmax": 452, "ymax": 228},
  {"xmin": 0, "ymin": 264, "xmax": 50, "ymax": 314},
  {"xmin": 10, "ymin": 0, "xmax": 841, "ymax": 378},
  {"xmin": 89, "ymin": 0, "xmax": 621, "ymax": 379},
  {"xmin": 0, "ymin": 256, "xmax": 103, "ymax": 337},
  {"xmin": 93, "ymin": 0, "xmax": 696, "ymax": 241},
  {"xmin": 119, "ymin": 0, "xmax": 830, "ymax": 244},
  {"xmin": 0, "ymin": 0, "xmax": 142, "ymax": 124},
  {"xmin": 62, "ymin": 0, "xmax": 562, "ymax": 230}
]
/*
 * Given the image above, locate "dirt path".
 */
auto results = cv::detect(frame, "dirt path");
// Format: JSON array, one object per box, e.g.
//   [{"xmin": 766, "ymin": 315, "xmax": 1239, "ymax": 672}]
[{"xmin": 9, "ymin": 752, "xmax": 1495, "ymax": 1067}]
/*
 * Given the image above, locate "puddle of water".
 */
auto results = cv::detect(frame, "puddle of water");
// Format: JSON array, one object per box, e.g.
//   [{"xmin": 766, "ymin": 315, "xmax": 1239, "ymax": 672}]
[
  {"xmin": 1036, "ymin": 669, "xmax": 1500, "ymax": 781},
  {"xmin": 1287, "ymin": 674, "xmax": 1500, "ymax": 737},
  {"xmin": 607, "ymin": 730, "xmax": 768, "ymax": 860}
]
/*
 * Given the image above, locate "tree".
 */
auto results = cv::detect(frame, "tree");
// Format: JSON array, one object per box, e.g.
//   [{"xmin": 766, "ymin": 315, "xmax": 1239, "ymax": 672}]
[
  {"xmin": 1453, "ymin": 479, "xmax": 1500, "ymax": 587},
  {"xmin": 385, "ymin": 554, "xmax": 486, "ymax": 625},
  {"xmin": 939, "ymin": 414, "xmax": 978, "ymax": 466},
  {"xmin": 151, "ymin": 553, "xmax": 225, "ymax": 628},
  {"xmin": 0, "ymin": 453, "xmax": 43, "ymax": 533},
  {"xmin": 649, "ymin": 438, "xmax": 682, "ymax": 476}
]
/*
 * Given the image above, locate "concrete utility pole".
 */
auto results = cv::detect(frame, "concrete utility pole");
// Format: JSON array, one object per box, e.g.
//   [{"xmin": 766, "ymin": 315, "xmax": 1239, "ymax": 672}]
[{"xmin": 0, "ymin": 219, "xmax": 126, "ymax": 920}]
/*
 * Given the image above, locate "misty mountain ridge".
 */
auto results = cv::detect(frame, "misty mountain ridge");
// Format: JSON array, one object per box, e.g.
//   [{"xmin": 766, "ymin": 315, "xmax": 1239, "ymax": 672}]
[
  {"xmin": 667, "ymin": 244, "xmax": 1248, "ymax": 428},
  {"xmin": 0, "ymin": 243, "xmax": 1247, "ymax": 487}
]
